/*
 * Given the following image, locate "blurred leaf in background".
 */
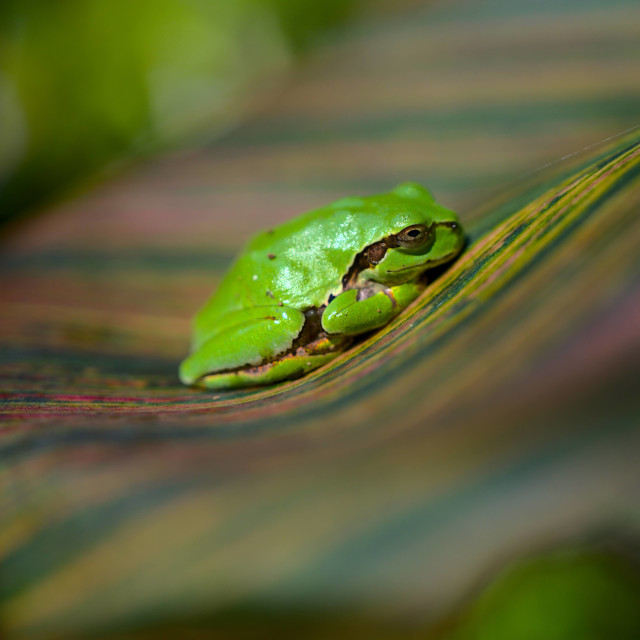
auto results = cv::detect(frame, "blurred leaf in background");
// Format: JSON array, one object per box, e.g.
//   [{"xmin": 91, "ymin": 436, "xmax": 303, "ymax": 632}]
[
  {"xmin": 451, "ymin": 548, "xmax": 640, "ymax": 640},
  {"xmin": 0, "ymin": 0, "xmax": 363, "ymax": 226}
]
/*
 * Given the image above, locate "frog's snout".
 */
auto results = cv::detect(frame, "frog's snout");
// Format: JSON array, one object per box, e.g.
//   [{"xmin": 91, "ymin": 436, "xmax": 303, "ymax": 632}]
[
  {"xmin": 452, "ymin": 222, "xmax": 466, "ymax": 252},
  {"xmin": 436, "ymin": 220, "xmax": 466, "ymax": 257}
]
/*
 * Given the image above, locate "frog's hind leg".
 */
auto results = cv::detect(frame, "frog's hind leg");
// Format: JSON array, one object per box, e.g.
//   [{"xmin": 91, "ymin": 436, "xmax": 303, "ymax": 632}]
[{"xmin": 179, "ymin": 305, "xmax": 305, "ymax": 387}]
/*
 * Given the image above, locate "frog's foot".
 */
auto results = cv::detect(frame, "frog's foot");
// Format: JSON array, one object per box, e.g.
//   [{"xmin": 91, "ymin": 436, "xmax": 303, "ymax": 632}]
[
  {"xmin": 322, "ymin": 280, "xmax": 425, "ymax": 335},
  {"xmin": 180, "ymin": 306, "xmax": 350, "ymax": 389}
]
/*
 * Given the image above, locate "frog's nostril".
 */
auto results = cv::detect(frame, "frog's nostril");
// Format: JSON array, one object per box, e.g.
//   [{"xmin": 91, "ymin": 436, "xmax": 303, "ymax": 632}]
[{"xmin": 437, "ymin": 221, "xmax": 460, "ymax": 232}]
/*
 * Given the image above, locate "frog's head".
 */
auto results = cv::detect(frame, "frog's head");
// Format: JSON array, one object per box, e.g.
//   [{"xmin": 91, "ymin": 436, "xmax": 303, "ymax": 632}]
[{"xmin": 360, "ymin": 183, "xmax": 465, "ymax": 286}]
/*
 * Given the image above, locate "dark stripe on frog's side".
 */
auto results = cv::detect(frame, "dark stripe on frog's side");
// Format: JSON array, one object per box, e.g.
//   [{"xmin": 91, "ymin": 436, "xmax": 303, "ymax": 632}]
[{"xmin": 340, "ymin": 230, "xmax": 402, "ymax": 290}]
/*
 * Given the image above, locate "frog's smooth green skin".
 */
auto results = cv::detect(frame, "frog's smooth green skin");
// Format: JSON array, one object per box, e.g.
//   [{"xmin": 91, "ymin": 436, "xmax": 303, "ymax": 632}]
[{"xmin": 179, "ymin": 183, "xmax": 464, "ymax": 389}]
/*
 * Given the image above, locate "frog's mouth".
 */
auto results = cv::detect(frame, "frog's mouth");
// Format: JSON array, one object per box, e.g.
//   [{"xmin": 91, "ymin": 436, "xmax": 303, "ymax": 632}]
[{"xmin": 385, "ymin": 253, "xmax": 460, "ymax": 274}]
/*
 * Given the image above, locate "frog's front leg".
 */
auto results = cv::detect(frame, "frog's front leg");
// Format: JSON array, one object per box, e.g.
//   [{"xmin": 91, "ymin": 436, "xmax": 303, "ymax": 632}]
[
  {"xmin": 322, "ymin": 281, "xmax": 424, "ymax": 336},
  {"xmin": 179, "ymin": 305, "xmax": 305, "ymax": 387}
]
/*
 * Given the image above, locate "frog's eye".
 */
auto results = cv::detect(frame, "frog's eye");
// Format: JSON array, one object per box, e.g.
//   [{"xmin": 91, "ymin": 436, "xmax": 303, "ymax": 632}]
[{"xmin": 396, "ymin": 224, "xmax": 433, "ymax": 248}]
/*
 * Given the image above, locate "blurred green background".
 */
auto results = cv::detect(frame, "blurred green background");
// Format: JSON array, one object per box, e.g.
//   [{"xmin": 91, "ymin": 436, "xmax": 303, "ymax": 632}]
[
  {"xmin": 0, "ymin": 0, "xmax": 369, "ymax": 225},
  {"xmin": 452, "ymin": 547, "xmax": 640, "ymax": 640}
]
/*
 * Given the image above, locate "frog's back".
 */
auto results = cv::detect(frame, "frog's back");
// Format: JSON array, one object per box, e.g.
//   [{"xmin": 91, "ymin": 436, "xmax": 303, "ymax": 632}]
[{"xmin": 203, "ymin": 188, "xmax": 435, "ymax": 315}]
